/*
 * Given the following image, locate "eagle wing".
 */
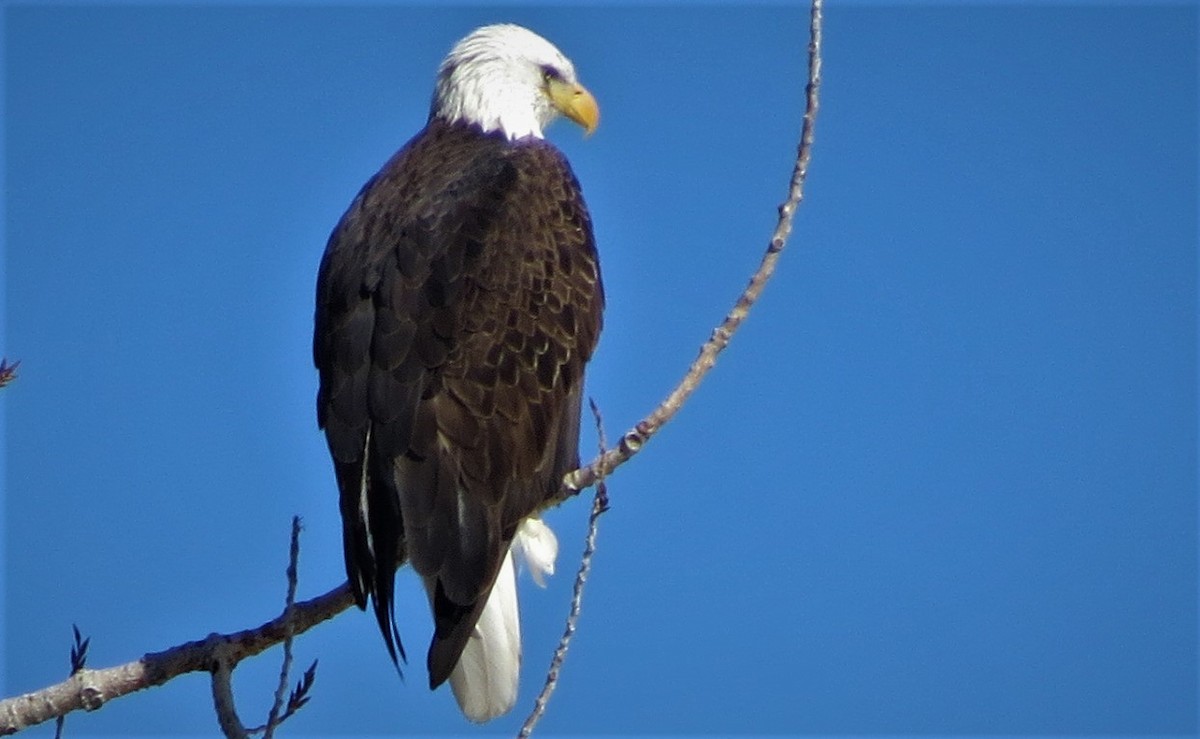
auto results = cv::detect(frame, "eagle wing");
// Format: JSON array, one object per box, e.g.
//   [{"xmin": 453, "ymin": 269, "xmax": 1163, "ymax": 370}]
[{"xmin": 314, "ymin": 119, "xmax": 603, "ymax": 684}]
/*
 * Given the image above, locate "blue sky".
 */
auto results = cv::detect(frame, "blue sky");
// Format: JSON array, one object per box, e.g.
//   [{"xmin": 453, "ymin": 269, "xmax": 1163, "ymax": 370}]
[{"xmin": 3, "ymin": 3, "xmax": 1196, "ymax": 737}]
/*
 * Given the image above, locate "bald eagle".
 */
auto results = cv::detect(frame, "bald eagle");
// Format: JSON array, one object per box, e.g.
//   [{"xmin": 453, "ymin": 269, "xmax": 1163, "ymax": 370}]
[{"xmin": 313, "ymin": 24, "xmax": 603, "ymax": 722}]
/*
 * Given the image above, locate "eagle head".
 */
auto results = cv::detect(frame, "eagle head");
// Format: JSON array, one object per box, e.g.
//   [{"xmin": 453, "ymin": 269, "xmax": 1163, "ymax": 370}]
[{"xmin": 432, "ymin": 23, "xmax": 599, "ymax": 141}]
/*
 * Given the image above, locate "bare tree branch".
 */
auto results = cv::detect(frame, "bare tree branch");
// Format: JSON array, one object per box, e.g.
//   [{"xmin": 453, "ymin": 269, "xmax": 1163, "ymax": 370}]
[
  {"xmin": 205, "ymin": 516, "xmax": 312, "ymax": 739},
  {"xmin": 1, "ymin": 2, "xmax": 823, "ymax": 733},
  {"xmin": 559, "ymin": 0, "xmax": 823, "ymax": 503},
  {"xmin": 0, "ymin": 583, "xmax": 354, "ymax": 735},
  {"xmin": 211, "ymin": 644, "xmax": 250, "ymax": 739},
  {"xmin": 259, "ymin": 517, "xmax": 304, "ymax": 739},
  {"xmin": 519, "ymin": 399, "xmax": 613, "ymax": 738},
  {"xmin": 528, "ymin": 6, "xmax": 823, "ymax": 726},
  {"xmin": 53, "ymin": 626, "xmax": 90, "ymax": 739}
]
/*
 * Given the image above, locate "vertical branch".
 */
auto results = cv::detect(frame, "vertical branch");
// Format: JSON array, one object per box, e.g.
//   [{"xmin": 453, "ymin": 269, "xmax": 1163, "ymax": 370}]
[
  {"xmin": 209, "ymin": 517, "xmax": 311, "ymax": 739},
  {"xmin": 519, "ymin": 400, "xmax": 612, "ymax": 737},
  {"xmin": 261, "ymin": 516, "xmax": 302, "ymax": 739}
]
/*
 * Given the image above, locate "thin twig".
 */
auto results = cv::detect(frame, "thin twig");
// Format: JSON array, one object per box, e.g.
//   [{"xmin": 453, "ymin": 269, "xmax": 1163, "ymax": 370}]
[
  {"xmin": 211, "ymin": 517, "xmax": 307, "ymax": 739},
  {"xmin": 258, "ymin": 517, "xmax": 303, "ymax": 738},
  {"xmin": 278, "ymin": 661, "xmax": 318, "ymax": 725},
  {"xmin": 68, "ymin": 627, "xmax": 90, "ymax": 676},
  {"xmin": 559, "ymin": 0, "xmax": 823, "ymax": 502},
  {"xmin": 52, "ymin": 626, "xmax": 90, "ymax": 739},
  {"xmin": 0, "ymin": 358, "xmax": 19, "ymax": 389},
  {"xmin": 519, "ymin": 399, "xmax": 612, "ymax": 738}
]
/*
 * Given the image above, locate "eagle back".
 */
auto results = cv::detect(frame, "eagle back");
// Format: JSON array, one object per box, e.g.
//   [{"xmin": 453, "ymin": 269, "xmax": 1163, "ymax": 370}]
[{"xmin": 313, "ymin": 116, "xmax": 603, "ymax": 679}]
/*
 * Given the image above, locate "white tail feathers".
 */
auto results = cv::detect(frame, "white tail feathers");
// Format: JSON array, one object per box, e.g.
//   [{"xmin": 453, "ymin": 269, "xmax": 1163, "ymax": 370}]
[
  {"xmin": 444, "ymin": 517, "xmax": 558, "ymax": 722},
  {"xmin": 449, "ymin": 546, "xmax": 521, "ymax": 722},
  {"xmin": 512, "ymin": 517, "xmax": 558, "ymax": 587}
]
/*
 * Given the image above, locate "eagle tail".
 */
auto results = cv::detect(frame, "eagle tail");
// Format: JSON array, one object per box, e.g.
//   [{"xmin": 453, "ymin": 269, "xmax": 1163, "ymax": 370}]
[
  {"xmin": 428, "ymin": 518, "xmax": 559, "ymax": 722},
  {"xmin": 445, "ymin": 546, "xmax": 522, "ymax": 722}
]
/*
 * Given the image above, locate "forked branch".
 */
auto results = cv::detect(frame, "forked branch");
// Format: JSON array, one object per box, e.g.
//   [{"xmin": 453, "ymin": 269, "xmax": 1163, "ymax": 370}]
[
  {"xmin": 0, "ymin": 2, "xmax": 823, "ymax": 733},
  {"xmin": 0, "ymin": 544, "xmax": 352, "ymax": 735}
]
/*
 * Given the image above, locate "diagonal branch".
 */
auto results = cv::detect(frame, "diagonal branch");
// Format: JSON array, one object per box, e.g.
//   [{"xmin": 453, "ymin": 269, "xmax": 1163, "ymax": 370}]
[
  {"xmin": 0, "ymin": 584, "xmax": 355, "ymax": 735},
  {"xmin": 0, "ymin": 2, "xmax": 823, "ymax": 733},
  {"xmin": 559, "ymin": 0, "xmax": 823, "ymax": 503}
]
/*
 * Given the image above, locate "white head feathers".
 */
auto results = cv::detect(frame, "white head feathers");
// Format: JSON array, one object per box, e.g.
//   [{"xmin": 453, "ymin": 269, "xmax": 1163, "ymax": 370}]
[{"xmin": 432, "ymin": 24, "xmax": 581, "ymax": 141}]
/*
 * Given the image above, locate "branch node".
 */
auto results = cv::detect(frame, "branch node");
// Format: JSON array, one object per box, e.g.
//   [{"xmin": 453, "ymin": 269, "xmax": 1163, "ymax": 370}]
[
  {"xmin": 619, "ymin": 430, "xmax": 643, "ymax": 455},
  {"xmin": 560, "ymin": 469, "xmax": 584, "ymax": 493},
  {"xmin": 78, "ymin": 684, "xmax": 104, "ymax": 712}
]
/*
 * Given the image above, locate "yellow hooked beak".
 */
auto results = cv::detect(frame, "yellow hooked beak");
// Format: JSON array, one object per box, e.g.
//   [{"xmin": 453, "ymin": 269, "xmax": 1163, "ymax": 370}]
[{"xmin": 547, "ymin": 78, "xmax": 599, "ymax": 135}]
